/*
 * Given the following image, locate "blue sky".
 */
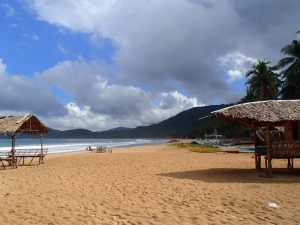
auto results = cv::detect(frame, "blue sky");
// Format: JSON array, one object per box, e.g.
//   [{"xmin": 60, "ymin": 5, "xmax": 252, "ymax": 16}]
[
  {"xmin": 0, "ymin": 2, "xmax": 116, "ymax": 75},
  {"xmin": 0, "ymin": 0, "xmax": 299, "ymax": 130}
]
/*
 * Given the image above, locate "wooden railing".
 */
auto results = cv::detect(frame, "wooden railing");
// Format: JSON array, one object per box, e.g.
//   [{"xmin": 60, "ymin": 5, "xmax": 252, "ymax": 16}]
[{"xmin": 271, "ymin": 141, "xmax": 300, "ymax": 158}]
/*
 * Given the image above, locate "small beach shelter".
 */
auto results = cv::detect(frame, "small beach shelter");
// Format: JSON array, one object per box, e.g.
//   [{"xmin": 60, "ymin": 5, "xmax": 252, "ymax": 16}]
[
  {"xmin": 211, "ymin": 100, "xmax": 300, "ymax": 176},
  {"xmin": 0, "ymin": 114, "xmax": 48, "ymax": 167}
]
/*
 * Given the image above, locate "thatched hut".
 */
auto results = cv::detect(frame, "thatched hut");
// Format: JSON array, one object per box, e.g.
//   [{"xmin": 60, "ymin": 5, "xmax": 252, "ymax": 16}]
[
  {"xmin": 212, "ymin": 100, "xmax": 300, "ymax": 176},
  {"xmin": 0, "ymin": 114, "xmax": 48, "ymax": 167}
]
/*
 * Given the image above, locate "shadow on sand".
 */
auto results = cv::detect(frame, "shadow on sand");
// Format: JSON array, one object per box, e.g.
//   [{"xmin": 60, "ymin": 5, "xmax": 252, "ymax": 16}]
[{"xmin": 159, "ymin": 168, "xmax": 300, "ymax": 184}]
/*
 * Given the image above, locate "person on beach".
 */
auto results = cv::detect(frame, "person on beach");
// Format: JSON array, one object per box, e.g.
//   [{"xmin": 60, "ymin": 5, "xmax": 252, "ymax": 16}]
[{"xmin": 86, "ymin": 146, "xmax": 92, "ymax": 151}]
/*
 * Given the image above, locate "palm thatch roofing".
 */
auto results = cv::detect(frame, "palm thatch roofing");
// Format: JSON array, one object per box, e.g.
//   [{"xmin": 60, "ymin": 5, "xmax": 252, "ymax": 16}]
[
  {"xmin": 211, "ymin": 100, "xmax": 300, "ymax": 126},
  {"xmin": 0, "ymin": 114, "xmax": 48, "ymax": 134}
]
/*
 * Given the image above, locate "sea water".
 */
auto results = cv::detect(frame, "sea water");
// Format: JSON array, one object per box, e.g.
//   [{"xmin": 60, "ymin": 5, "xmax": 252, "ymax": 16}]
[{"xmin": 0, "ymin": 138, "xmax": 168, "ymax": 154}]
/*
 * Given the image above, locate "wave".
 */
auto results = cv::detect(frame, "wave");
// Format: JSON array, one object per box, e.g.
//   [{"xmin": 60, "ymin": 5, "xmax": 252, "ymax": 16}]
[{"xmin": 0, "ymin": 138, "xmax": 167, "ymax": 154}]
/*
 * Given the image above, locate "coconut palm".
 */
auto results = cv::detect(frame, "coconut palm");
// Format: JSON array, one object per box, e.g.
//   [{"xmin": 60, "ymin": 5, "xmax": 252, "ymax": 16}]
[
  {"xmin": 245, "ymin": 60, "xmax": 280, "ymax": 101},
  {"xmin": 277, "ymin": 33, "xmax": 300, "ymax": 99}
]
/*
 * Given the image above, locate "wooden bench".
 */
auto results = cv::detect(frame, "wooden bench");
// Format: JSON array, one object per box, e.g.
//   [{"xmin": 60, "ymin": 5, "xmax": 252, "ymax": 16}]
[
  {"xmin": 0, "ymin": 151, "xmax": 16, "ymax": 169},
  {"xmin": 12, "ymin": 148, "xmax": 48, "ymax": 166}
]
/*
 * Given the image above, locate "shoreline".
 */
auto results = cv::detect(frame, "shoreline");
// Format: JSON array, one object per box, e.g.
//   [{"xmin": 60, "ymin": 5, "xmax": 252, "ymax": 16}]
[
  {"xmin": 0, "ymin": 138, "xmax": 170, "ymax": 155},
  {"xmin": 46, "ymin": 142, "xmax": 168, "ymax": 158}
]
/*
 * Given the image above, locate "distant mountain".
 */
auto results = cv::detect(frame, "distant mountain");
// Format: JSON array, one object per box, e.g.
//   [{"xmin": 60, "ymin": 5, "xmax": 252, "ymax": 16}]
[
  {"xmin": 44, "ymin": 104, "xmax": 228, "ymax": 138},
  {"xmin": 98, "ymin": 105, "xmax": 227, "ymax": 138},
  {"xmin": 46, "ymin": 128, "xmax": 96, "ymax": 139}
]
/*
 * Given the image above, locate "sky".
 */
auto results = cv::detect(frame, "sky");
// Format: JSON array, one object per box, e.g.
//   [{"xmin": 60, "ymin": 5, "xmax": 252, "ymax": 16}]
[{"xmin": 0, "ymin": 0, "xmax": 299, "ymax": 131}]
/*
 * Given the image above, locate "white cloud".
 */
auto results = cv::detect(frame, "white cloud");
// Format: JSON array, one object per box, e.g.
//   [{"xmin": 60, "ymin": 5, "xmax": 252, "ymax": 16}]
[
  {"xmin": 34, "ymin": 60, "xmax": 202, "ymax": 130},
  {"xmin": 31, "ymin": 34, "xmax": 40, "ymax": 41},
  {"xmin": 228, "ymin": 70, "xmax": 243, "ymax": 80},
  {"xmin": 2, "ymin": 0, "xmax": 299, "ymax": 130},
  {"xmin": 0, "ymin": 3, "xmax": 15, "ymax": 17},
  {"xmin": 26, "ymin": 0, "xmax": 300, "ymax": 103},
  {"xmin": 160, "ymin": 91, "xmax": 199, "ymax": 110},
  {"xmin": 0, "ymin": 58, "xmax": 201, "ymax": 130},
  {"xmin": 42, "ymin": 103, "xmax": 108, "ymax": 131},
  {"xmin": 22, "ymin": 33, "xmax": 40, "ymax": 42},
  {"xmin": 0, "ymin": 59, "xmax": 7, "ymax": 74},
  {"xmin": 0, "ymin": 59, "xmax": 66, "ymax": 117},
  {"xmin": 27, "ymin": 0, "xmax": 243, "ymax": 102},
  {"xmin": 57, "ymin": 44, "xmax": 68, "ymax": 54},
  {"xmin": 218, "ymin": 51, "xmax": 256, "ymax": 83},
  {"xmin": 8, "ymin": 23, "xmax": 18, "ymax": 29},
  {"xmin": 42, "ymin": 91, "xmax": 202, "ymax": 131}
]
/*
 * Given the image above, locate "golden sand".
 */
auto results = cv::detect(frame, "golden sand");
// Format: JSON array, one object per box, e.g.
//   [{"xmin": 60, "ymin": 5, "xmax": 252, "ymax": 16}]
[{"xmin": 0, "ymin": 144, "xmax": 300, "ymax": 224}]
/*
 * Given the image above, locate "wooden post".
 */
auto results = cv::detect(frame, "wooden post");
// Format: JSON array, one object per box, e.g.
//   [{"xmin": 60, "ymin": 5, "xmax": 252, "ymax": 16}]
[
  {"xmin": 40, "ymin": 133, "xmax": 44, "ymax": 164},
  {"xmin": 11, "ymin": 133, "xmax": 17, "ymax": 168},
  {"xmin": 266, "ymin": 125, "xmax": 272, "ymax": 176},
  {"xmin": 254, "ymin": 125, "xmax": 259, "ymax": 169}
]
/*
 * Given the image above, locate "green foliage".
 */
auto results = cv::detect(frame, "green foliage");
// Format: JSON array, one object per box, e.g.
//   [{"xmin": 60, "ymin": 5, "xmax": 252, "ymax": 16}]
[
  {"xmin": 186, "ymin": 119, "xmax": 251, "ymax": 139},
  {"xmin": 239, "ymin": 29, "xmax": 300, "ymax": 102},
  {"xmin": 245, "ymin": 60, "xmax": 280, "ymax": 101},
  {"xmin": 277, "ymin": 39, "xmax": 300, "ymax": 99}
]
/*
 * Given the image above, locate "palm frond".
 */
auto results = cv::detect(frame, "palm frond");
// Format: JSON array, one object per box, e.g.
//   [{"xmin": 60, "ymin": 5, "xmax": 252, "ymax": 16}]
[{"xmin": 277, "ymin": 57, "xmax": 295, "ymax": 68}]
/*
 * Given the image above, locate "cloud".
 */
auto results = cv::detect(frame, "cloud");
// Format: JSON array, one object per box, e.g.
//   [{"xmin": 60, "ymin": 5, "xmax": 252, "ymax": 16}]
[
  {"xmin": 160, "ymin": 91, "xmax": 199, "ymax": 110},
  {"xmin": 35, "ymin": 59, "xmax": 202, "ymax": 130},
  {"xmin": 0, "ymin": 58, "xmax": 201, "ymax": 130},
  {"xmin": 31, "ymin": 34, "xmax": 40, "ymax": 41},
  {"xmin": 218, "ymin": 51, "xmax": 256, "ymax": 83},
  {"xmin": 57, "ymin": 44, "xmax": 68, "ymax": 54},
  {"xmin": 43, "ymin": 103, "xmax": 108, "ymax": 131},
  {"xmin": 22, "ymin": 33, "xmax": 40, "ymax": 42},
  {"xmin": 0, "ymin": 3, "xmax": 15, "ymax": 17},
  {"xmin": 8, "ymin": 23, "xmax": 18, "ymax": 29},
  {"xmin": 43, "ymin": 92, "xmax": 200, "ymax": 131},
  {"xmin": 26, "ymin": 0, "xmax": 240, "ymax": 103},
  {"xmin": 0, "ymin": 59, "xmax": 66, "ymax": 117},
  {"xmin": 26, "ymin": 0, "xmax": 300, "ymax": 104},
  {"xmin": 2, "ymin": 0, "xmax": 297, "ymax": 130}
]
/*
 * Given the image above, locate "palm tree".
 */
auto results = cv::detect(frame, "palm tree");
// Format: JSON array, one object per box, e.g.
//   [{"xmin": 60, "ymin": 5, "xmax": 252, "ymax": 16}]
[
  {"xmin": 277, "ymin": 32, "xmax": 300, "ymax": 99},
  {"xmin": 239, "ymin": 87, "xmax": 255, "ymax": 103},
  {"xmin": 245, "ymin": 60, "xmax": 280, "ymax": 101}
]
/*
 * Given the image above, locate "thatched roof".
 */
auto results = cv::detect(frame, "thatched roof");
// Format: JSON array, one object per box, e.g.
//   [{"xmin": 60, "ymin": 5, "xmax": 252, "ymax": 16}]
[
  {"xmin": 0, "ymin": 114, "xmax": 48, "ymax": 134},
  {"xmin": 211, "ymin": 100, "xmax": 300, "ymax": 126}
]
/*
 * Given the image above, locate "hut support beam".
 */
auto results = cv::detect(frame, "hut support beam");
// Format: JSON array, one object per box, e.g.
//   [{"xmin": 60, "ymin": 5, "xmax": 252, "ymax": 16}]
[
  {"xmin": 8, "ymin": 133, "xmax": 17, "ymax": 168},
  {"xmin": 40, "ymin": 133, "xmax": 44, "ymax": 164},
  {"xmin": 266, "ymin": 125, "xmax": 272, "ymax": 177},
  {"xmin": 253, "ymin": 125, "xmax": 261, "ymax": 170}
]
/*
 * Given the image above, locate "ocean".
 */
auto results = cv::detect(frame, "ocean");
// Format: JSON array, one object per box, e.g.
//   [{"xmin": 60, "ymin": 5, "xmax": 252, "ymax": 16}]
[{"xmin": 0, "ymin": 138, "xmax": 168, "ymax": 154}]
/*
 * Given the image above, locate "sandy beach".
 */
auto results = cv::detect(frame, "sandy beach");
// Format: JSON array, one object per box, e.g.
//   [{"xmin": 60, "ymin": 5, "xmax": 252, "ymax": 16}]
[{"xmin": 0, "ymin": 143, "xmax": 300, "ymax": 225}]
